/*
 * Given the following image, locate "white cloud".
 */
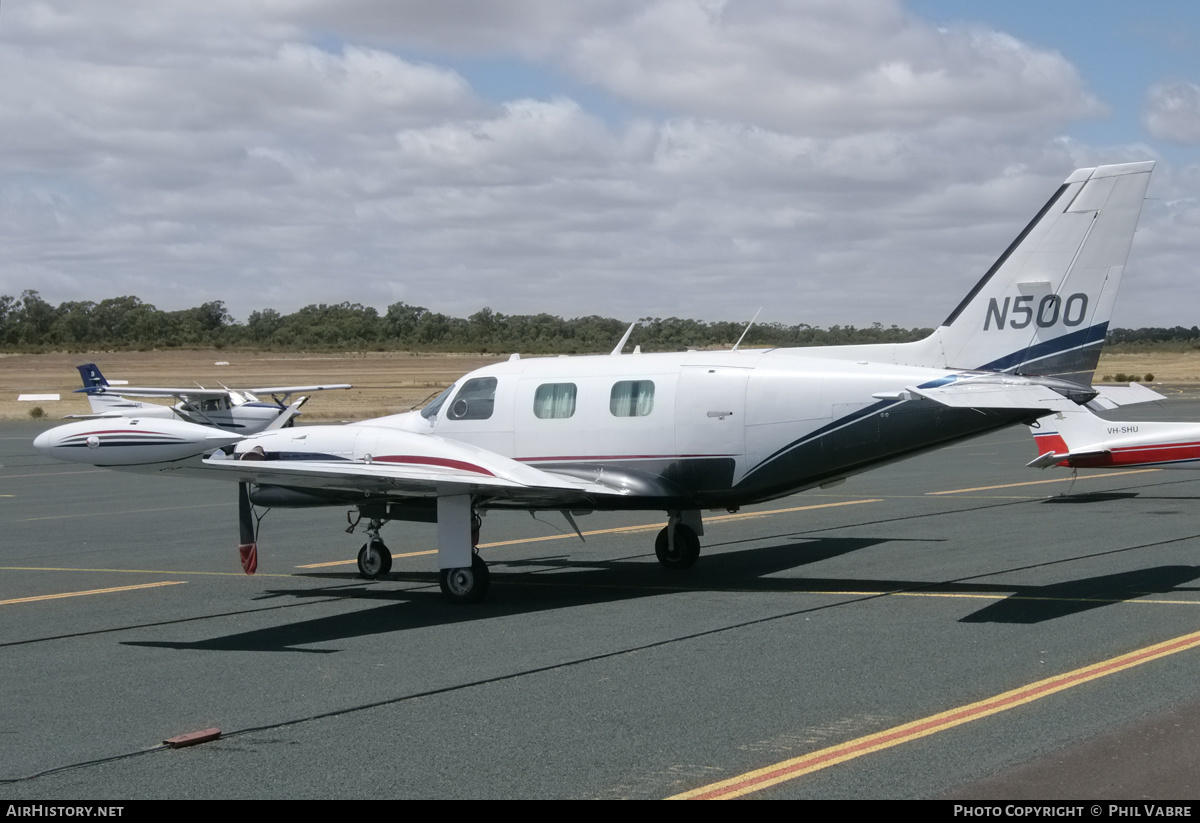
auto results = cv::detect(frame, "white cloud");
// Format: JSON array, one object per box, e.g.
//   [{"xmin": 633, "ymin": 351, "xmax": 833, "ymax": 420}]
[
  {"xmin": 1143, "ymin": 80, "xmax": 1200, "ymax": 144},
  {"xmin": 562, "ymin": 0, "xmax": 1102, "ymax": 135},
  {"xmin": 0, "ymin": 1, "xmax": 1187, "ymax": 330}
]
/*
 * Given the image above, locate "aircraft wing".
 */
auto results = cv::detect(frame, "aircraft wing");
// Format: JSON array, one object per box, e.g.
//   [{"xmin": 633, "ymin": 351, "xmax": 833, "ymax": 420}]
[
  {"xmin": 81, "ymin": 384, "xmax": 350, "ymax": 398},
  {"xmin": 201, "ymin": 436, "xmax": 628, "ymax": 505},
  {"xmin": 248, "ymin": 384, "xmax": 352, "ymax": 394},
  {"xmin": 1086, "ymin": 383, "xmax": 1166, "ymax": 411},
  {"xmin": 80, "ymin": 386, "xmax": 232, "ymax": 399}
]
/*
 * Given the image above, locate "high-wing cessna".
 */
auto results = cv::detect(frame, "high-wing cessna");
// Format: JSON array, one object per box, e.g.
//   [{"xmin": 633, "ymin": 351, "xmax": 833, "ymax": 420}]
[
  {"xmin": 35, "ymin": 161, "xmax": 1155, "ymax": 603},
  {"xmin": 1026, "ymin": 389, "xmax": 1200, "ymax": 471},
  {"xmin": 68, "ymin": 362, "xmax": 351, "ymax": 433}
]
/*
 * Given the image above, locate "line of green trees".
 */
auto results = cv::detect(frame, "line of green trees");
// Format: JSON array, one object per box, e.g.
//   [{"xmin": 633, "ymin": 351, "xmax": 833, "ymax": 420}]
[
  {"xmin": 3, "ymin": 289, "xmax": 1193, "ymax": 354},
  {"xmin": 0, "ymin": 290, "xmax": 932, "ymax": 353}
]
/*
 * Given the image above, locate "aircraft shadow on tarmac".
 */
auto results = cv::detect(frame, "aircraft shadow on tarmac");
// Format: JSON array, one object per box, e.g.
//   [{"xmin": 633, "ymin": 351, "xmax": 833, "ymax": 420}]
[
  {"xmin": 119, "ymin": 542, "xmax": 1200, "ymax": 653},
  {"xmin": 121, "ymin": 536, "xmax": 904, "ymax": 653},
  {"xmin": 1040, "ymin": 492, "xmax": 1140, "ymax": 504},
  {"xmin": 957, "ymin": 565, "xmax": 1200, "ymax": 624}
]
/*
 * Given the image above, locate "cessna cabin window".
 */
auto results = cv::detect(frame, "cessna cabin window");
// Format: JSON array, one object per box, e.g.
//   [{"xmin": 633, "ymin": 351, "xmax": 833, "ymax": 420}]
[
  {"xmin": 420, "ymin": 385, "xmax": 455, "ymax": 420},
  {"xmin": 446, "ymin": 377, "xmax": 497, "ymax": 421},
  {"xmin": 610, "ymin": 380, "xmax": 654, "ymax": 417},
  {"xmin": 533, "ymin": 383, "xmax": 577, "ymax": 419}
]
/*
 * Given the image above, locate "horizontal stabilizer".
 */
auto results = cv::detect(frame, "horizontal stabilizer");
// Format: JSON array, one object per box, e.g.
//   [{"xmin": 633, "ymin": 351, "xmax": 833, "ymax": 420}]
[
  {"xmin": 1087, "ymin": 382, "xmax": 1166, "ymax": 410},
  {"xmin": 1026, "ymin": 447, "xmax": 1110, "ymax": 469},
  {"xmin": 908, "ymin": 381, "xmax": 1075, "ymax": 413}
]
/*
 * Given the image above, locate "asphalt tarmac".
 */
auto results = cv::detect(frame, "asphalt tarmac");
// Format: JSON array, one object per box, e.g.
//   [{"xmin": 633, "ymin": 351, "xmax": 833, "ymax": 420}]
[{"xmin": 4, "ymin": 393, "xmax": 1200, "ymax": 799}]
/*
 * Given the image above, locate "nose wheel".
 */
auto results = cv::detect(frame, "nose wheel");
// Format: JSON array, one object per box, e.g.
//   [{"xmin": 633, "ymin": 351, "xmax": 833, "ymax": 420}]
[
  {"xmin": 357, "ymin": 539, "xmax": 392, "ymax": 579},
  {"xmin": 354, "ymin": 516, "xmax": 393, "ymax": 580},
  {"xmin": 439, "ymin": 553, "xmax": 490, "ymax": 604}
]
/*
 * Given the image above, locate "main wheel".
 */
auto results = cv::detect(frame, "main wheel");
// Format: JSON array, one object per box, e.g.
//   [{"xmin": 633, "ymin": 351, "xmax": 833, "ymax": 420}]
[
  {"xmin": 357, "ymin": 540, "xmax": 392, "ymax": 579},
  {"xmin": 655, "ymin": 524, "xmax": 700, "ymax": 569},
  {"xmin": 439, "ymin": 554, "xmax": 491, "ymax": 604}
]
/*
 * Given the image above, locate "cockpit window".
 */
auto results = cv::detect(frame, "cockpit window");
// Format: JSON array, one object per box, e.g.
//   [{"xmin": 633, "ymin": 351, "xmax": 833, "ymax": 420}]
[
  {"xmin": 446, "ymin": 377, "xmax": 498, "ymax": 421},
  {"xmin": 420, "ymin": 385, "xmax": 455, "ymax": 420},
  {"xmin": 610, "ymin": 380, "xmax": 654, "ymax": 417}
]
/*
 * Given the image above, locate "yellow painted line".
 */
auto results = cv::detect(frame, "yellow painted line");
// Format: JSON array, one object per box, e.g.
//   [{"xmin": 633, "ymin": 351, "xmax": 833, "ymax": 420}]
[
  {"xmin": 300, "ymin": 549, "xmax": 439, "ymax": 569},
  {"xmin": 0, "ymin": 469, "xmax": 107, "ymax": 479},
  {"xmin": 813, "ymin": 590, "xmax": 1200, "ymax": 606},
  {"xmin": 295, "ymin": 499, "xmax": 882, "ymax": 569},
  {"xmin": 0, "ymin": 566, "xmax": 296, "ymax": 578},
  {"xmin": 669, "ymin": 627, "xmax": 1200, "ymax": 799},
  {"xmin": 927, "ymin": 468, "xmax": 1161, "ymax": 495},
  {"xmin": 0, "ymin": 580, "xmax": 186, "ymax": 605},
  {"xmin": 17, "ymin": 502, "xmax": 229, "ymax": 522}
]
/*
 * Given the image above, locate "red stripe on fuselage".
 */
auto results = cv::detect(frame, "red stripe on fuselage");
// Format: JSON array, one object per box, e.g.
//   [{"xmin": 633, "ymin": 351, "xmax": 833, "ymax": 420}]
[
  {"xmin": 516, "ymin": 454, "xmax": 731, "ymax": 463},
  {"xmin": 1106, "ymin": 441, "xmax": 1200, "ymax": 467},
  {"xmin": 372, "ymin": 454, "xmax": 496, "ymax": 476}
]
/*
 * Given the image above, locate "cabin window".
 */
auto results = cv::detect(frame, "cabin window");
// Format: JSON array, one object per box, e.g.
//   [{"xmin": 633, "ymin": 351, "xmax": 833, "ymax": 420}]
[
  {"xmin": 420, "ymin": 385, "xmax": 455, "ymax": 420},
  {"xmin": 533, "ymin": 383, "xmax": 577, "ymax": 419},
  {"xmin": 447, "ymin": 377, "xmax": 497, "ymax": 421},
  {"xmin": 610, "ymin": 380, "xmax": 654, "ymax": 417}
]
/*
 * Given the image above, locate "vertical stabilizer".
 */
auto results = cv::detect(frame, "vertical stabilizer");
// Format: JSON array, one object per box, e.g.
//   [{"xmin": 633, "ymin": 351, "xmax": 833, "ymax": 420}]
[
  {"xmin": 76, "ymin": 363, "xmax": 109, "ymax": 391},
  {"xmin": 929, "ymin": 161, "xmax": 1154, "ymax": 382}
]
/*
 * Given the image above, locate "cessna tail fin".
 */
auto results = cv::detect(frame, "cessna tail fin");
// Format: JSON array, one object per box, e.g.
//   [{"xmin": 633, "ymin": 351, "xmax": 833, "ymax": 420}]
[
  {"xmin": 929, "ymin": 161, "xmax": 1154, "ymax": 382},
  {"xmin": 1027, "ymin": 407, "xmax": 1114, "ymax": 468},
  {"xmin": 76, "ymin": 363, "xmax": 110, "ymax": 393}
]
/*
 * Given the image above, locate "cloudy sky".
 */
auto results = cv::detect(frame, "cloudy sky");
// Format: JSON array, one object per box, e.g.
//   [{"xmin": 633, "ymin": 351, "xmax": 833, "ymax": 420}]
[{"xmin": 2, "ymin": 1, "xmax": 1198, "ymax": 329}]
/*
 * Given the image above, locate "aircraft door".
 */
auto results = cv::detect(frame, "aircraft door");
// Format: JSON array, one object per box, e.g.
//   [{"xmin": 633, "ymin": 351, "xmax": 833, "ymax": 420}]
[{"xmin": 675, "ymin": 366, "xmax": 748, "ymax": 460}]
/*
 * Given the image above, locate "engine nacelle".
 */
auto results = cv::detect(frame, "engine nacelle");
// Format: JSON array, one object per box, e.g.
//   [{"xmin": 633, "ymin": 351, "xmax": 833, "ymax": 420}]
[{"xmin": 33, "ymin": 418, "xmax": 243, "ymax": 466}]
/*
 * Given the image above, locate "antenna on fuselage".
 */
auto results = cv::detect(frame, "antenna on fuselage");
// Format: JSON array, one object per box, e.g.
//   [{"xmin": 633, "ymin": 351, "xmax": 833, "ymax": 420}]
[
  {"xmin": 610, "ymin": 321, "xmax": 637, "ymax": 355},
  {"xmin": 732, "ymin": 307, "xmax": 763, "ymax": 351}
]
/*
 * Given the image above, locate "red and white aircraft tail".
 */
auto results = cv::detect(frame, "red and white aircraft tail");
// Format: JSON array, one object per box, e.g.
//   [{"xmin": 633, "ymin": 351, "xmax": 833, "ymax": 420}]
[{"xmin": 1027, "ymin": 389, "xmax": 1200, "ymax": 471}]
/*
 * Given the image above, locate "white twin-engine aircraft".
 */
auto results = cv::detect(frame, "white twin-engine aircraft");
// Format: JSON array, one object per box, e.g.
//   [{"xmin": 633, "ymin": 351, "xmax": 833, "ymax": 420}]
[
  {"xmin": 34, "ymin": 161, "xmax": 1155, "ymax": 604},
  {"xmin": 69, "ymin": 362, "xmax": 351, "ymax": 434}
]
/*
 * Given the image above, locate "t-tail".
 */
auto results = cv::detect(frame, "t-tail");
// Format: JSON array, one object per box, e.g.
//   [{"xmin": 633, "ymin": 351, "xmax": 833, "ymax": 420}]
[{"xmin": 813, "ymin": 161, "xmax": 1154, "ymax": 385}]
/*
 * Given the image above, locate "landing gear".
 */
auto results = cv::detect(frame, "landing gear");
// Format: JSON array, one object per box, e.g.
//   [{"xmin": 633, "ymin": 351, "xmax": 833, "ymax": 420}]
[
  {"xmin": 655, "ymin": 523, "xmax": 700, "ymax": 569},
  {"xmin": 354, "ymin": 517, "xmax": 391, "ymax": 579},
  {"xmin": 357, "ymin": 539, "xmax": 392, "ymax": 579},
  {"xmin": 439, "ymin": 552, "xmax": 490, "ymax": 604}
]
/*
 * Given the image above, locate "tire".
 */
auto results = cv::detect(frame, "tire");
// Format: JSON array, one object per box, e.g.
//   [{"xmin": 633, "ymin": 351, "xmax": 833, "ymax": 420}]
[
  {"xmin": 357, "ymin": 540, "xmax": 392, "ymax": 579},
  {"xmin": 655, "ymin": 524, "xmax": 700, "ymax": 570},
  {"xmin": 439, "ymin": 554, "xmax": 491, "ymax": 604}
]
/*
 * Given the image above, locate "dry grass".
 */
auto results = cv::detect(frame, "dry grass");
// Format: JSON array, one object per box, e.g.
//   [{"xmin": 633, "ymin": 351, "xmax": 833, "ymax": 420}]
[
  {"xmin": 1094, "ymin": 352, "xmax": 1200, "ymax": 383},
  {"xmin": 5, "ymin": 349, "xmax": 1198, "ymax": 421}
]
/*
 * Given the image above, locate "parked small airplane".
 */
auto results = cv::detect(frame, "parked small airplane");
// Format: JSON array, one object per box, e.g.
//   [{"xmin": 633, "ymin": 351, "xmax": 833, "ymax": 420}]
[
  {"xmin": 35, "ymin": 161, "xmax": 1156, "ymax": 603},
  {"xmin": 1026, "ymin": 392, "xmax": 1200, "ymax": 471},
  {"xmin": 68, "ymin": 363, "xmax": 351, "ymax": 434}
]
